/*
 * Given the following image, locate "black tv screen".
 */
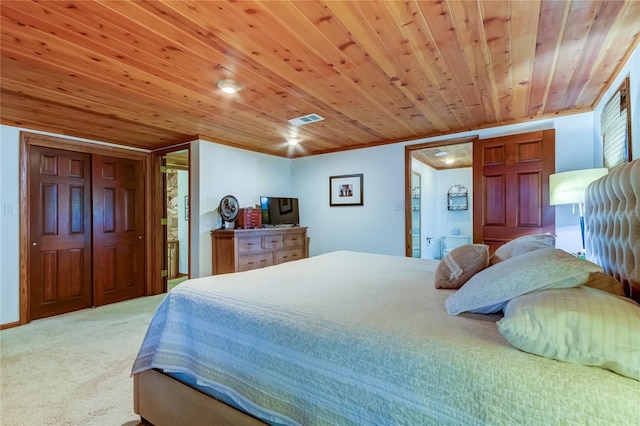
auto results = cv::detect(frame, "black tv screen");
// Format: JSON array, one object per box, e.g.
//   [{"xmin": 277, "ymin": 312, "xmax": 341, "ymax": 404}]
[{"xmin": 260, "ymin": 196, "xmax": 299, "ymax": 226}]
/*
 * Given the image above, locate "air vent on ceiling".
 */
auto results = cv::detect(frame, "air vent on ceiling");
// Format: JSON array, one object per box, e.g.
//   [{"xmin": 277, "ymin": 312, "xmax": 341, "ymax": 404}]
[{"xmin": 288, "ymin": 113, "xmax": 325, "ymax": 126}]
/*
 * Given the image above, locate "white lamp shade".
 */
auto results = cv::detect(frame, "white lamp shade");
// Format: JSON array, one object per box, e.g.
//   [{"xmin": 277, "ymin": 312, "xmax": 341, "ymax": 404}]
[{"xmin": 549, "ymin": 168, "xmax": 608, "ymax": 205}]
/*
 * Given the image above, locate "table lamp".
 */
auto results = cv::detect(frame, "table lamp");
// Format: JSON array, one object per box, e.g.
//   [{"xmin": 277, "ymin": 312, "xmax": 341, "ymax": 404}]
[{"xmin": 549, "ymin": 168, "xmax": 608, "ymax": 250}]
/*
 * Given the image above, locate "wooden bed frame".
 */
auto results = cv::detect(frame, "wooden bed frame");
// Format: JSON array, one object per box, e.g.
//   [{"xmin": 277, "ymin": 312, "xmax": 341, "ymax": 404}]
[
  {"xmin": 134, "ymin": 159, "xmax": 639, "ymax": 425},
  {"xmin": 134, "ymin": 369, "xmax": 265, "ymax": 425}
]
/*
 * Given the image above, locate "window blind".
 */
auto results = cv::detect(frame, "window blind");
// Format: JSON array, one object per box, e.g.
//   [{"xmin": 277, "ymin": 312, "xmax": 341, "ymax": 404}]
[{"xmin": 601, "ymin": 77, "xmax": 631, "ymax": 172}]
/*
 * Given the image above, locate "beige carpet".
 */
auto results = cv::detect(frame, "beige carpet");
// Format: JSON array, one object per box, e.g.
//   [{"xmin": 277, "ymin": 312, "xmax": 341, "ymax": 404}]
[
  {"xmin": 0, "ymin": 292, "xmax": 168, "ymax": 426},
  {"xmin": 168, "ymin": 275, "xmax": 188, "ymax": 291}
]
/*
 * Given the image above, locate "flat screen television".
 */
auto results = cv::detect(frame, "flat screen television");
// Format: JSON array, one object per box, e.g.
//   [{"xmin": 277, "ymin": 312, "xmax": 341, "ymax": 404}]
[{"xmin": 260, "ymin": 196, "xmax": 300, "ymax": 227}]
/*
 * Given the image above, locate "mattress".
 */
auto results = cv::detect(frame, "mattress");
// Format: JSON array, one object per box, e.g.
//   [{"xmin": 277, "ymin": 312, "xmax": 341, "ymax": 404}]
[{"xmin": 132, "ymin": 251, "xmax": 638, "ymax": 425}]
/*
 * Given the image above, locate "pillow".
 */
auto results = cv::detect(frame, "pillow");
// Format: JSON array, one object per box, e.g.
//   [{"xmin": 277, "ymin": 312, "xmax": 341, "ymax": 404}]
[
  {"xmin": 490, "ymin": 233, "xmax": 555, "ymax": 265},
  {"xmin": 435, "ymin": 244, "xmax": 490, "ymax": 289},
  {"xmin": 583, "ymin": 272, "xmax": 625, "ymax": 297},
  {"xmin": 497, "ymin": 287, "xmax": 640, "ymax": 381},
  {"xmin": 445, "ymin": 248, "xmax": 602, "ymax": 315}
]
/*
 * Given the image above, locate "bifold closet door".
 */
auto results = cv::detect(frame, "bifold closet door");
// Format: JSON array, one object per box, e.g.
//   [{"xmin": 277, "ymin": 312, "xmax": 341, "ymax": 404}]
[
  {"xmin": 29, "ymin": 146, "xmax": 93, "ymax": 320},
  {"xmin": 92, "ymin": 155, "xmax": 145, "ymax": 306}
]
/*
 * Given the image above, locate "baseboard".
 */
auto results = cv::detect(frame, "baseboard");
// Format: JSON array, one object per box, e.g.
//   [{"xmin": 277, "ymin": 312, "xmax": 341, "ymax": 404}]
[{"xmin": 1, "ymin": 321, "xmax": 21, "ymax": 330}]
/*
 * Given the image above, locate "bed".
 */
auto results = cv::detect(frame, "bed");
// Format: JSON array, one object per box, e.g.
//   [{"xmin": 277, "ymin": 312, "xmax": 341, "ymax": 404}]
[{"xmin": 132, "ymin": 159, "xmax": 639, "ymax": 426}]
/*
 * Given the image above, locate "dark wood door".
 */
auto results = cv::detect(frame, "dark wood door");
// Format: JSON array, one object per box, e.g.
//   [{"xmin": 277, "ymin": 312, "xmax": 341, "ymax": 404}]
[
  {"xmin": 473, "ymin": 130, "xmax": 555, "ymax": 253},
  {"xmin": 93, "ymin": 155, "xmax": 145, "ymax": 306},
  {"xmin": 29, "ymin": 147, "xmax": 92, "ymax": 320}
]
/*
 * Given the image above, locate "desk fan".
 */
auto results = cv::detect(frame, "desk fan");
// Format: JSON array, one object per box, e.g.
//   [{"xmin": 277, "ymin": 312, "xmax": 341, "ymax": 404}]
[{"xmin": 219, "ymin": 195, "xmax": 239, "ymax": 229}]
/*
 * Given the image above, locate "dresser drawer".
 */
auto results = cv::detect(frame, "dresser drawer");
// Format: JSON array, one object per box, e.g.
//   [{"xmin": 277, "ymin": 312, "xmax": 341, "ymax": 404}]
[
  {"xmin": 237, "ymin": 236, "xmax": 262, "ymax": 253},
  {"xmin": 274, "ymin": 248, "xmax": 304, "ymax": 264},
  {"xmin": 238, "ymin": 252, "xmax": 273, "ymax": 271},
  {"xmin": 212, "ymin": 227, "xmax": 308, "ymax": 275},
  {"xmin": 284, "ymin": 233, "xmax": 304, "ymax": 248},
  {"xmin": 263, "ymin": 234, "xmax": 284, "ymax": 249}
]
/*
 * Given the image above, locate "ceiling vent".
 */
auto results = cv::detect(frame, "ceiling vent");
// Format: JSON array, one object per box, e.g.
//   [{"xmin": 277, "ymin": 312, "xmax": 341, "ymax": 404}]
[{"xmin": 288, "ymin": 113, "xmax": 325, "ymax": 126}]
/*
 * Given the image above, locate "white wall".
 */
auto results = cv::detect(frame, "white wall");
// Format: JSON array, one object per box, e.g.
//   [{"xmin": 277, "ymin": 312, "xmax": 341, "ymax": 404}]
[
  {"xmin": 191, "ymin": 140, "xmax": 293, "ymax": 277},
  {"xmin": 1, "ymin": 126, "xmax": 21, "ymax": 324},
  {"xmin": 292, "ymin": 144, "xmax": 405, "ymax": 256},
  {"xmin": 436, "ymin": 168, "xmax": 473, "ymax": 256}
]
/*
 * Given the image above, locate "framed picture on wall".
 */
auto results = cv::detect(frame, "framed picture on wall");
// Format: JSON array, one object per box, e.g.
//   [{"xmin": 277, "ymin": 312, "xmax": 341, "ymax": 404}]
[{"xmin": 330, "ymin": 174, "xmax": 363, "ymax": 206}]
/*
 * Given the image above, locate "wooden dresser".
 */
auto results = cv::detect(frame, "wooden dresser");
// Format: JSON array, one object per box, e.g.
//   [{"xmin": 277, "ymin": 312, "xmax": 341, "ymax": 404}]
[{"xmin": 211, "ymin": 227, "xmax": 308, "ymax": 275}]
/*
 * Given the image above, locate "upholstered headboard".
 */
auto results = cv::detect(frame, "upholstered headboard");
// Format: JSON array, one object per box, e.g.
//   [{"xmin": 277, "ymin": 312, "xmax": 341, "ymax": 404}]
[{"xmin": 584, "ymin": 159, "xmax": 639, "ymax": 302}]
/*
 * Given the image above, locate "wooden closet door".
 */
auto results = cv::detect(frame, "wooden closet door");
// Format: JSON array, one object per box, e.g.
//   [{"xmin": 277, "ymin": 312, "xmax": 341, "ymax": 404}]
[
  {"xmin": 473, "ymin": 129, "xmax": 555, "ymax": 253},
  {"xmin": 29, "ymin": 147, "xmax": 92, "ymax": 320},
  {"xmin": 93, "ymin": 155, "xmax": 145, "ymax": 306}
]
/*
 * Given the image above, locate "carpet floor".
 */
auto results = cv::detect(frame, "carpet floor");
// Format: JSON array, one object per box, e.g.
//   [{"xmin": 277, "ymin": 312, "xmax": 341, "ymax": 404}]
[
  {"xmin": 168, "ymin": 275, "xmax": 188, "ymax": 291},
  {"xmin": 1, "ymin": 292, "xmax": 168, "ymax": 426}
]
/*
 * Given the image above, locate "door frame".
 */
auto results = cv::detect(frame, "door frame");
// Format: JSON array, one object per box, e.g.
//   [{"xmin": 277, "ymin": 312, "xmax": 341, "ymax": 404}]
[
  {"xmin": 410, "ymin": 170, "xmax": 421, "ymax": 258},
  {"xmin": 404, "ymin": 136, "xmax": 478, "ymax": 257},
  {"xmin": 19, "ymin": 132, "xmax": 157, "ymax": 325},
  {"xmin": 151, "ymin": 144, "xmax": 192, "ymax": 292}
]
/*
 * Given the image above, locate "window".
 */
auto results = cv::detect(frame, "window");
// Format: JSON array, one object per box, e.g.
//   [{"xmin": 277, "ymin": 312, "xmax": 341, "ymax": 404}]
[{"xmin": 601, "ymin": 77, "xmax": 632, "ymax": 172}]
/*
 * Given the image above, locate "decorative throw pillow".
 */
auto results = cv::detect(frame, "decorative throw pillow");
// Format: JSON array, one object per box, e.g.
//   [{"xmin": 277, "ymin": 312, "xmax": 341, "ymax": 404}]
[
  {"xmin": 498, "ymin": 287, "xmax": 640, "ymax": 381},
  {"xmin": 435, "ymin": 244, "xmax": 490, "ymax": 289},
  {"xmin": 445, "ymin": 248, "xmax": 602, "ymax": 315},
  {"xmin": 583, "ymin": 272, "xmax": 625, "ymax": 297},
  {"xmin": 490, "ymin": 233, "xmax": 555, "ymax": 265}
]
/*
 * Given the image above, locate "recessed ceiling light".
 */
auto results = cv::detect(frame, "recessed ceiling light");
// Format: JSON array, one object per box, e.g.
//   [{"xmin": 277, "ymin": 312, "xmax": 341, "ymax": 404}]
[
  {"xmin": 434, "ymin": 151, "xmax": 448, "ymax": 157},
  {"xmin": 288, "ymin": 139, "xmax": 299, "ymax": 146},
  {"xmin": 216, "ymin": 79, "xmax": 243, "ymax": 94},
  {"xmin": 445, "ymin": 158, "xmax": 455, "ymax": 164}
]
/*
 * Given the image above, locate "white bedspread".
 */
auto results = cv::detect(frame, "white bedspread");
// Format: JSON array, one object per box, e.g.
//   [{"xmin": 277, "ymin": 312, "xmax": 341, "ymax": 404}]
[{"xmin": 132, "ymin": 251, "xmax": 638, "ymax": 425}]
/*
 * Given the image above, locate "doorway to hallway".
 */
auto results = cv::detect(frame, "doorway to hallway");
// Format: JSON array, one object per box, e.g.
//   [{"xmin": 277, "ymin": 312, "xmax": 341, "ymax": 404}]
[{"xmin": 161, "ymin": 149, "xmax": 190, "ymax": 291}]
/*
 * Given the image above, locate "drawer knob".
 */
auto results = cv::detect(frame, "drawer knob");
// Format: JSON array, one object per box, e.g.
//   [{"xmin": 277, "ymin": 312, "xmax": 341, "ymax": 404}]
[
  {"xmin": 248, "ymin": 261, "xmax": 254, "ymax": 265},
  {"xmin": 260, "ymin": 259, "xmax": 267, "ymax": 263},
  {"xmin": 282, "ymin": 256, "xmax": 288, "ymax": 259},
  {"xmin": 247, "ymin": 242, "xmax": 254, "ymax": 245}
]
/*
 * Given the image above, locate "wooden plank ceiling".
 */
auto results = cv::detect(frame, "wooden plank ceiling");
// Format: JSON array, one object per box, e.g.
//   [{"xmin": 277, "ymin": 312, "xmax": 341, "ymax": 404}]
[
  {"xmin": 413, "ymin": 142, "xmax": 474, "ymax": 170},
  {"xmin": 1, "ymin": 0, "xmax": 639, "ymax": 158}
]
